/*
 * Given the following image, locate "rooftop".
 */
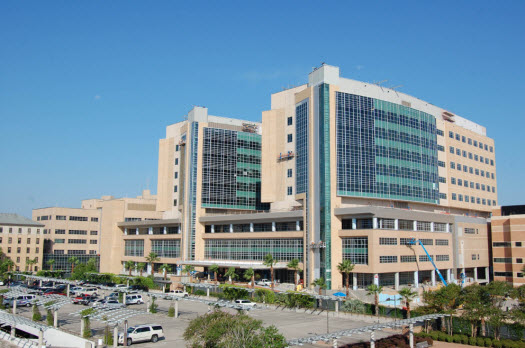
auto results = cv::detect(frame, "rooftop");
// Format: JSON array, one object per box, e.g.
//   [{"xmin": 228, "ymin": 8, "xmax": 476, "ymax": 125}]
[{"xmin": 0, "ymin": 213, "xmax": 44, "ymax": 227}]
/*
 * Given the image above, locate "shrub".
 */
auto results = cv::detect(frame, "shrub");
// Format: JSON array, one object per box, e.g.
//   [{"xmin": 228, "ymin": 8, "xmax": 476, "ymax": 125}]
[
  {"xmin": 430, "ymin": 331, "xmax": 439, "ymax": 340},
  {"xmin": 168, "ymin": 305, "xmax": 175, "ymax": 317},
  {"xmin": 32, "ymin": 304, "xmax": 42, "ymax": 321},
  {"xmin": 461, "ymin": 335, "xmax": 469, "ymax": 345},
  {"xmin": 194, "ymin": 289, "xmax": 206, "ymax": 296},
  {"xmin": 493, "ymin": 341, "xmax": 502, "ymax": 348},
  {"xmin": 82, "ymin": 317, "xmax": 91, "ymax": 338},
  {"xmin": 149, "ymin": 297, "xmax": 158, "ymax": 313},
  {"xmin": 220, "ymin": 285, "xmax": 249, "ymax": 301},
  {"xmin": 254, "ymin": 289, "xmax": 275, "ymax": 304},
  {"xmin": 46, "ymin": 309, "xmax": 54, "ymax": 326},
  {"xmin": 453, "ymin": 334, "xmax": 461, "ymax": 343},
  {"xmin": 476, "ymin": 337, "xmax": 486, "ymax": 346},
  {"xmin": 446, "ymin": 334, "xmax": 453, "ymax": 343},
  {"xmin": 470, "ymin": 337, "xmax": 478, "ymax": 346},
  {"xmin": 438, "ymin": 332, "xmax": 448, "ymax": 341},
  {"xmin": 484, "ymin": 338, "xmax": 492, "ymax": 347}
]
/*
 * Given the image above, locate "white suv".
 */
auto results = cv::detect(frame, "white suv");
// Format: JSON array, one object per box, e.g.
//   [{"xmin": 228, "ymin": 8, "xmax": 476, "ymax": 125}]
[
  {"xmin": 234, "ymin": 299, "xmax": 256, "ymax": 309},
  {"xmin": 119, "ymin": 324, "xmax": 164, "ymax": 345},
  {"xmin": 125, "ymin": 294, "xmax": 144, "ymax": 305},
  {"xmin": 74, "ymin": 287, "xmax": 98, "ymax": 296},
  {"xmin": 164, "ymin": 290, "xmax": 188, "ymax": 299}
]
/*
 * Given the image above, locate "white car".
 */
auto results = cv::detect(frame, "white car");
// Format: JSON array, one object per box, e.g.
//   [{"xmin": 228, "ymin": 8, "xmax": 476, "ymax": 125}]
[
  {"xmin": 256, "ymin": 279, "xmax": 272, "ymax": 287},
  {"xmin": 100, "ymin": 299, "xmax": 126, "ymax": 309},
  {"xmin": 234, "ymin": 299, "xmax": 256, "ymax": 309},
  {"xmin": 73, "ymin": 287, "xmax": 98, "ymax": 297},
  {"xmin": 119, "ymin": 324, "xmax": 164, "ymax": 346},
  {"xmin": 125, "ymin": 294, "xmax": 144, "ymax": 305},
  {"xmin": 164, "ymin": 290, "xmax": 188, "ymax": 299},
  {"xmin": 114, "ymin": 284, "xmax": 128, "ymax": 291}
]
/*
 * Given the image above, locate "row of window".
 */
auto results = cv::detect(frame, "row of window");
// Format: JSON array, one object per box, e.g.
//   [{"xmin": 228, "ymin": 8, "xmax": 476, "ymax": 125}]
[
  {"xmin": 54, "ymin": 239, "xmax": 98, "ymax": 244},
  {"xmin": 450, "ymin": 194, "xmax": 496, "ymax": 206},
  {"xmin": 450, "ymin": 177, "xmax": 496, "ymax": 193},
  {"xmin": 0, "ymin": 237, "xmax": 40, "ymax": 244},
  {"xmin": 380, "ymin": 254, "xmax": 450, "ymax": 263},
  {"xmin": 450, "ymin": 162, "xmax": 496, "ymax": 177},
  {"xmin": 379, "ymin": 237, "xmax": 449, "ymax": 246},
  {"xmin": 448, "ymin": 131, "xmax": 494, "ymax": 153},
  {"xmin": 342, "ymin": 218, "xmax": 449, "ymax": 232},
  {"xmin": 5, "ymin": 247, "xmax": 40, "ymax": 254},
  {"xmin": 494, "ymin": 258, "xmax": 523, "ymax": 264},
  {"xmin": 449, "ymin": 146, "xmax": 494, "ymax": 164},
  {"xmin": 36, "ymin": 215, "xmax": 98, "ymax": 222},
  {"xmin": 53, "ymin": 229, "xmax": 97, "ymax": 235},
  {"xmin": 53, "ymin": 250, "xmax": 98, "ymax": 255},
  {"xmin": 204, "ymin": 221, "xmax": 302, "ymax": 233},
  {"xmin": 493, "ymin": 241, "xmax": 522, "ymax": 247},
  {"xmin": 0, "ymin": 227, "xmax": 41, "ymax": 234}
]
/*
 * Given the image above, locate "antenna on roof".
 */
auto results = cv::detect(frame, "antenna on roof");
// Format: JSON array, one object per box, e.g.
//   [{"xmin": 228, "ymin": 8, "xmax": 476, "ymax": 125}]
[
  {"xmin": 390, "ymin": 85, "xmax": 403, "ymax": 90},
  {"xmin": 372, "ymin": 80, "xmax": 388, "ymax": 86}
]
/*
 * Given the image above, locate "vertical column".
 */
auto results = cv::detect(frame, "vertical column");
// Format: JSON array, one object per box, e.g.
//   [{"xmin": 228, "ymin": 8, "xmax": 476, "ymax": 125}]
[
  {"xmin": 413, "ymin": 221, "xmax": 417, "ymax": 231},
  {"xmin": 148, "ymin": 227, "xmax": 153, "ymax": 235},
  {"xmin": 446, "ymin": 269, "xmax": 451, "ymax": 284},
  {"xmin": 394, "ymin": 219, "xmax": 399, "ymax": 230},
  {"xmin": 409, "ymin": 323, "xmax": 414, "ymax": 348},
  {"xmin": 147, "ymin": 263, "xmax": 152, "ymax": 275},
  {"xmin": 13, "ymin": 298, "xmax": 17, "ymax": 315},
  {"xmin": 446, "ymin": 223, "xmax": 450, "ymax": 233},
  {"xmin": 136, "ymin": 228, "xmax": 139, "ymax": 235},
  {"xmin": 81, "ymin": 317, "xmax": 85, "ymax": 336},
  {"xmin": 370, "ymin": 331, "xmax": 375, "ymax": 348},
  {"xmin": 124, "ymin": 228, "xmax": 128, "ymax": 235},
  {"xmin": 353, "ymin": 273, "xmax": 358, "ymax": 290},
  {"xmin": 175, "ymin": 300, "xmax": 179, "ymax": 318},
  {"xmin": 178, "ymin": 226, "xmax": 181, "ymax": 234},
  {"xmin": 296, "ymin": 221, "xmax": 300, "ymax": 231},
  {"xmin": 414, "ymin": 270, "xmax": 419, "ymax": 288},
  {"xmin": 211, "ymin": 225, "xmax": 215, "ymax": 234},
  {"xmin": 485, "ymin": 267, "xmax": 489, "ymax": 282},
  {"xmin": 430, "ymin": 222, "xmax": 435, "ymax": 232},
  {"xmin": 67, "ymin": 284, "xmax": 70, "ymax": 297},
  {"xmin": 207, "ymin": 288, "xmax": 210, "ymax": 298},
  {"xmin": 229, "ymin": 224, "xmax": 233, "ymax": 233},
  {"xmin": 352, "ymin": 218, "xmax": 357, "ymax": 230},
  {"xmin": 374, "ymin": 273, "xmax": 379, "ymax": 286},
  {"xmin": 38, "ymin": 329, "xmax": 43, "ymax": 347},
  {"xmin": 431, "ymin": 270, "xmax": 436, "ymax": 286},
  {"xmin": 474, "ymin": 267, "xmax": 478, "ymax": 282},
  {"xmin": 373, "ymin": 218, "xmax": 378, "ymax": 229},
  {"xmin": 163, "ymin": 226, "xmax": 167, "ymax": 235},
  {"xmin": 272, "ymin": 222, "xmax": 276, "ymax": 232},
  {"xmin": 10, "ymin": 326, "xmax": 15, "ymax": 340},
  {"xmin": 54, "ymin": 309, "xmax": 58, "ymax": 328},
  {"xmin": 394, "ymin": 272, "xmax": 399, "ymax": 290},
  {"xmin": 250, "ymin": 223, "xmax": 254, "ymax": 232},
  {"xmin": 113, "ymin": 326, "xmax": 119, "ymax": 348}
]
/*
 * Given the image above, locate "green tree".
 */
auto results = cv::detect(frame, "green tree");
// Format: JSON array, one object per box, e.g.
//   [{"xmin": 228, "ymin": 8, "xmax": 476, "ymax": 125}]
[
  {"xmin": 32, "ymin": 303, "xmax": 42, "ymax": 321},
  {"xmin": 225, "ymin": 267, "xmax": 237, "ymax": 285},
  {"xmin": 313, "ymin": 277, "xmax": 326, "ymax": 295},
  {"xmin": 4, "ymin": 258, "xmax": 15, "ymax": 272},
  {"xmin": 209, "ymin": 264, "xmax": 220, "ymax": 284},
  {"xmin": 46, "ymin": 259, "xmax": 55, "ymax": 271},
  {"xmin": 183, "ymin": 265, "xmax": 195, "ymax": 282},
  {"xmin": 136, "ymin": 262, "xmax": 146, "ymax": 277},
  {"xmin": 337, "ymin": 260, "xmax": 355, "ymax": 297},
  {"xmin": 68, "ymin": 256, "xmax": 80, "ymax": 274},
  {"xmin": 287, "ymin": 259, "xmax": 301, "ymax": 290},
  {"xmin": 159, "ymin": 264, "xmax": 171, "ymax": 280},
  {"xmin": 422, "ymin": 283, "xmax": 461, "ymax": 334},
  {"xmin": 124, "ymin": 260, "xmax": 135, "ymax": 276},
  {"xmin": 398, "ymin": 288, "xmax": 417, "ymax": 319},
  {"xmin": 145, "ymin": 252, "xmax": 160, "ymax": 275},
  {"xmin": 183, "ymin": 310, "xmax": 286, "ymax": 348},
  {"xmin": 367, "ymin": 284, "xmax": 383, "ymax": 317},
  {"xmin": 244, "ymin": 268, "xmax": 255, "ymax": 288},
  {"xmin": 459, "ymin": 284, "xmax": 490, "ymax": 337},
  {"xmin": 263, "ymin": 253, "xmax": 277, "ymax": 290}
]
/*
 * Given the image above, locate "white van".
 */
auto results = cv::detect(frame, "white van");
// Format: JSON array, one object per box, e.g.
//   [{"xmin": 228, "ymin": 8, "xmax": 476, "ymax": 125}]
[
  {"xmin": 118, "ymin": 324, "xmax": 164, "ymax": 345},
  {"xmin": 125, "ymin": 294, "xmax": 144, "ymax": 305},
  {"xmin": 5, "ymin": 295, "xmax": 36, "ymax": 307}
]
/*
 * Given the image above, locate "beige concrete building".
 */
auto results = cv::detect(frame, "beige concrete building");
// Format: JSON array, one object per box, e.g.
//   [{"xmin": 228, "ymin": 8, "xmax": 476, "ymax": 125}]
[
  {"xmin": 0, "ymin": 214, "xmax": 44, "ymax": 272},
  {"xmin": 491, "ymin": 205, "xmax": 525, "ymax": 287}
]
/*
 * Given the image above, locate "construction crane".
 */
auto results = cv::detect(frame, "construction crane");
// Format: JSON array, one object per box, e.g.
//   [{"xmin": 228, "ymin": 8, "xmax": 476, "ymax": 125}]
[{"xmin": 408, "ymin": 238, "xmax": 448, "ymax": 286}]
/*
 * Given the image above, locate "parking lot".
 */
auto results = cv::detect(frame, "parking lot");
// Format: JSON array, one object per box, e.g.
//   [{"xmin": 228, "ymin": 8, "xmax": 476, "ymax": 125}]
[{"xmin": 1, "ymin": 284, "xmax": 406, "ymax": 347}]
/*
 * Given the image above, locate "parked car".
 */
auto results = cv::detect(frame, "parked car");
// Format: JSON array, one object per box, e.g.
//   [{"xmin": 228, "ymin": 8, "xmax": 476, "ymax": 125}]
[
  {"xmin": 4, "ymin": 295, "xmax": 36, "ymax": 307},
  {"xmin": 73, "ymin": 287, "xmax": 99, "ymax": 297},
  {"xmin": 114, "ymin": 284, "xmax": 128, "ymax": 291},
  {"xmin": 106, "ymin": 292, "xmax": 120, "ymax": 300},
  {"xmin": 255, "ymin": 279, "xmax": 272, "ymax": 287},
  {"xmin": 91, "ymin": 299, "xmax": 107, "ymax": 308},
  {"xmin": 164, "ymin": 290, "xmax": 188, "ymax": 299},
  {"xmin": 69, "ymin": 286, "xmax": 83, "ymax": 294},
  {"xmin": 128, "ymin": 284, "xmax": 148, "ymax": 292},
  {"xmin": 54, "ymin": 284, "xmax": 67, "ymax": 292},
  {"xmin": 100, "ymin": 299, "xmax": 126, "ymax": 309},
  {"xmin": 43, "ymin": 290, "xmax": 66, "ymax": 296},
  {"xmin": 73, "ymin": 294, "xmax": 97, "ymax": 305},
  {"xmin": 118, "ymin": 324, "xmax": 164, "ymax": 346},
  {"xmin": 125, "ymin": 294, "xmax": 144, "ymax": 305},
  {"xmin": 234, "ymin": 299, "xmax": 256, "ymax": 309}
]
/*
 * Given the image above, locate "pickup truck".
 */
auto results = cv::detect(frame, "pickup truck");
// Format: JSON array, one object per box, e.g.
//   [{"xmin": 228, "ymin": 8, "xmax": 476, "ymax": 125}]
[{"xmin": 256, "ymin": 279, "xmax": 272, "ymax": 287}]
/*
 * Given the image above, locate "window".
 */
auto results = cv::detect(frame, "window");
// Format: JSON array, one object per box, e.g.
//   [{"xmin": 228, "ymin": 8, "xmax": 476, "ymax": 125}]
[
  {"xmin": 56, "ymin": 215, "xmax": 66, "ymax": 220},
  {"xmin": 17, "ymin": 238, "xmax": 21, "ymax": 244},
  {"xmin": 287, "ymin": 117, "xmax": 293, "ymax": 125},
  {"xmin": 380, "ymin": 256, "xmax": 397, "ymax": 263},
  {"xmin": 55, "ymin": 239, "xmax": 65, "ymax": 244},
  {"xmin": 174, "ymin": 158, "xmax": 179, "ymax": 166},
  {"xmin": 435, "ymin": 255, "xmax": 449, "ymax": 261},
  {"xmin": 452, "ymin": 193, "xmax": 457, "ymax": 200},
  {"xmin": 91, "ymin": 217, "xmax": 98, "ymax": 222},
  {"xmin": 464, "ymin": 180, "xmax": 468, "ymax": 187},
  {"xmin": 464, "ymin": 228, "xmax": 476, "ymax": 234},
  {"xmin": 173, "ymin": 199, "xmax": 177, "ymax": 206},
  {"xmin": 176, "ymin": 144, "xmax": 179, "ymax": 151},
  {"xmin": 457, "ymin": 163, "xmax": 462, "ymax": 171},
  {"xmin": 491, "ymin": 159, "xmax": 494, "ymax": 166},
  {"xmin": 8, "ymin": 237, "xmax": 12, "ymax": 244},
  {"xmin": 479, "ymin": 142, "xmax": 483, "ymax": 149},
  {"xmin": 125, "ymin": 240, "xmax": 145, "ymax": 257},
  {"xmin": 449, "ymin": 131, "xmax": 454, "ymax": 138},
  {"xmin": 437, "ymin": 145, "xmax": 444, "ymax": 152},
  {"xmin": 490, "ymin": 146, "xmax": 493, "ymax": 153},
  {"xmin": 517, "ymin": 242, "xmax": 522, "ymax": 247},
  {"xmin": 517, "ymin": 258, "xmax": 523, "ymax": 264},
  {"xmin": 439, "ymin": 193, "xmax": 447, "ymax": 199},
  {"xmin": 493, "ymin": 258, "xmax": 512, "ymax": 263},
  {"xmin": 434, "ymin": 223, "xmax": 447, "ymax": 232},
  {"xmin": 69, "ymin": 216, "xmax": 88, "ymax": 221},
  {"xmin": 450, "ymin": 162, "xmax": 455, "ymax": 169},
  {"xmin": 475, "ymin": 169, "xmax": 479, "ymax": 176},
  {"xmin": 419, "ymin": 255, "xmax": 432, "ymax": 262},
  {"xmin": 462, "ymin": 150, "xmax": 467, "ymax": 157},
  {"xmin": 398, "ymin": 220, "xmax": 414, "ymax": 231},
  {"xmin": 455, "ymin": 133, "xmax": 460, "ymax": 141},
  {"xmin": 437, "ymin": 129, "xmax": 444, "ymax": 136},
  {"xmin": 469, "ymin": 167, "xmax": 473, "ymax": 174},
  {"xmin": 379, "ymin": 237, "xmax": 397, "ymax": 245},
  {"xmin": 174, "ymin": 172, "xmax": 178, "ymax": 179},
  {"xmin": 465, "ymin": 195, "xmax": 470, "ymax": 202},
  {"xmin": 462, "ymin": 136, "xmax": 466, "ymax": 143},
  {"xmin": 17, "ymin": 247, "xmax": 20, "ymax": 253},
  {"xmin": 90, "ymin": 240, "xmax": 97, "ymax": 244},
  {"xmin": 68, "ymin": 239, "xmax": 87, "ymax": 244},
  {"xmin": 342, "ymin": 237, "xmax": 368, "ymax": 264},
  {"xmin": 458, "ymin": 179, "xmax": 463, "ymax": 186},
  {"xmin": 468, "ymin": 138, "xmax": 472, "ymax": 145},
  {"xmin": 469, "ymin": 152, "xmax": 473, "ymax": 159},
  {"xmin": 55, "ymin": 229, "xmax": 66, "ymax": 234},
  {"xmin": 26, "ymin": 247, "xmax": 30, "ymax": 253},
  {"xmin": 436, "ymin": 239, "xmax": 449, "ymax": 246},
  {"xmin": 451, "ymin": 177, "xmax": 456, "ymax": 185},
  {"xmin": 90, "ymin": 250, "xmax": 97, "ymax": 255},
  {"xmin": 449, "ymin": 146, "xmax": 454, "ymax": 154},
  {"xmin": 401, "ymin": 255, "xmax": 416, "ymax": 263},
  {"xmin": 287, "ymin": 134, "xmax": 293, "ymax": 143},
  {"xmin": 287, "ymin": 186, "xmax": 293, "ymax": 195},
  {"xmin": 420, "ymin": 238, "xmax": 433, "ymax": 245},
  {"xmin": 474, "ymin": 154, "xmax": 478, "ymax": 161},
  {"xmin": 287, "ymin": 169, "xmax": 293, "ymax": 178},
  {"xmin": 90, "ymin": 231, "xmax": 98, "ymax": 235},
  {"xmin": 456, "ymin": 148, "xmax": 461, "ymax": 156},
  {"xmin": 7, "ymin": 247, "xmax": 11, "ymax": 253},
  {"xmin": 27, "ymin": 238, "xmax": 30, "ymax": 244},
  {"xmin": 174, "ymin": 185, "xmax": 178, "ymax": 193},
  {"xmin": 438, "ymin": 161, "xmax": 445, "ymax": 167},
  {"xmin": 459, "ymin": 194, "xmax": 463, "ymax": 202},
  {"xmin": 474, "ymin": 140, "xmax": 478, "ymax": 147},
  {"xmin": 68, "ymin": 230, "xmax": 87, "ymax": 235},
  {"xmin": 151, "ymin": 239, "xmax": 181, "ymax": 258},
  {"xmin": 439, "ymin": 177, "xmax": 446, "ymax": 183}
]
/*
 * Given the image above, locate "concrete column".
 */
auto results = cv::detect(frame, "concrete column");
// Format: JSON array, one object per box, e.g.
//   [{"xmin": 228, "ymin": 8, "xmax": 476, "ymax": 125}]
[
  {"xmin": 296, "ymin": 221, "xmax": 300, "ymax": 231},
  {"xmin": 147, "ymin": 263, "xmax": 152, "ymax": 275},
  {"xmin": 431, "ymin": 270, "xmax": 436, "ymax": 286},
  {"xmin": 54, "ymin": 310, "xmax": 58, "ymax": 328},
  {"xmin": 38, "ymin": 329, "xmax": 43, "ymax": 347},
  {"xmin": 353, "ymin": 273, "xmax": 357, "ymax": 290},
  {"xmin": 178, "ymin": 226, "xmax": 181, "ymax": 234},
  {"xmin": 229, "ymin": 224, "xmax": 233, "ymax": 233},
  {"xmin": 409, "ymin": 324, "xmax": 414, "ymax": 348},
  {"xmin": 446, "ymin": 223, "xmax": 450, "ymax": 233},
  {"xmin": 113, "ymin": 326, "xmax": 119, "ymax": 348},
  {"xmin": 250, "ymin": 223, "xmax": 254, "ymax": 232},
  {"xmin": 272, "ymin": 222, "xmax": 276, "ymax": 232},
  {"xmin": 414, "ymin": 271, "xmax": 419, "ymax": 288},
  {"xmin": 446, "ymin": 269, "xmax": 451, "ymax": 284},
  {"xmin": 81, "ymin": 317, "xmax": 85, "ymax": 336},
  {"xmin": 13, "ymin": 298, "xmax": 17, "ymax": 315},
  {"xmin": 175, "ymin": 300, "xmax": 179, "ymax": 318},
  {"xmin": 148, "ymin": 227, "xmax": 153, "ymax": 235},
  {"xmin": 39, "ymin": 280, "xmax": 43, "ymax": 287},
  {"xmin": 207, "ymin": 288, "xmax": 210, "ymax": 298},
  {"xmin": 163, "ymin": 226, "xmax": 167, "ymax": 235},
  {"xmin": 474, "ymin": 267, "xmax": 478, "ymax": 282},
  {"xmin": 413, "ymin": 221, "xmax": 417, "ymax": 231},
  {"xmin": 485, "ymin": 267, "xmax": 489, "ymax": 281},
  {"xmin": 394, "ymin": 219, "xmax": 399, "ymax": 230},
  {"xmin": 123, "ymin": 293, "xmax": 127, "ymax": 305},
  {"xmin": 124, "ymin": 228, "xmax": 128, "ymax": 235},
  {"xmin": 352, "ymin": 219, "xmax": 357, "ymax": 230},
  {"xmin": 10, "ymin": 326, "xmax": 15, "ymax": 339},
  {"xmin": 373, "ymin": 273, "xmax": 379, "ymax": 286},
  {"xmin": 333, "ymin": 338, "xmax": 338, "ymax": 348},
  {"xmin": 373, "ymin": 218, "xmax": 378, "ymax": 229},
  {"xmin": 430, "ymin": 222, "xmax": 435, "ymax": 232},
  {"xmin": 370, "ymin": 331, "xmax": 375, "ymax": 348},
  {"xmin": 136, "ymin": 228, "xmax": 139, "ymax": 235},
  {"xmin": 335, "ymin": 300, "xmax": 339, "ymax": 313},
  {"xmin": 394, "ymin": 272, "xmax": 399, "ymax": 290},
  {"xmin": 211, "ymin": 225, "xmax": 215, "ymax": 233},
  {"xmin": 146, "ymin": 296, "xmax": 150, "ymax": 313}
]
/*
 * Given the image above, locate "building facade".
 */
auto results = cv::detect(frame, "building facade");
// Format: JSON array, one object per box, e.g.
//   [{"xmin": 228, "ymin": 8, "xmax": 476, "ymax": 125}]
[
  {"xmin": 491, "ymin": 205, "xmax": 525, "ymax": 287},
  {"xmin": 0, "ymin": 214, "xmax": 44, "ymax": 272}
]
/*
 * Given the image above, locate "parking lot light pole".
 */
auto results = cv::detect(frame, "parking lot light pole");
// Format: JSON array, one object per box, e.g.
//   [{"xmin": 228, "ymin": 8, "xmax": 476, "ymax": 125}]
[{"xmin": 123, "ymin": 320, "xmax": 128, "ymax": 347}]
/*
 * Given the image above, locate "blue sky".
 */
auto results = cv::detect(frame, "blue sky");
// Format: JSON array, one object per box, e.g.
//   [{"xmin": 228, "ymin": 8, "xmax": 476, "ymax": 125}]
[{"xmin": 1, "ymin": 1, "xmax": 524, "ymax": 217}]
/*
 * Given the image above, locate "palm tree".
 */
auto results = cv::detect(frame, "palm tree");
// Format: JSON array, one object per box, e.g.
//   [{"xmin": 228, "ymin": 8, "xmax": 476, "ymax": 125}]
[
  {"xmin": 263, "ymin": 253, "xmax": 277, "ymax": 290},
  {"xmin": 136, "ymin": 262, "xmax": 146, "ymax": 277},
  {"xmin": 367, "ymin": 284, "xmax": 384, "ymax": 317},
  {"xmin": 124, "ymin": 260, "xmax": 135, "ymax": 276},
  {"xmin": 398, "ymin": 287, "xmax": 418, "ymax": 318},
  {"xmin": 314, "ymin": 278, "xmax": 326, "ymax": 295},
  {"xmin": 159, "ymin": 264, "xmax": 171, "ymax": 281},
  {"xmin": 27, "ymin": 258, "xmax": 37, "ymax": 272},
  {"xmin": 5, "ymin": 259, "xmax": 14, "ymax": 272},
  {"xmin": 145, "ymin": 252, "xmax": 160, "ymax": 275},
  {"xmin": 183, "ymin": 265, "xmax": 195, "ymax": 282},
  {"xmin": 68, "ymin": 256, "xmax": 80, "ymax": 273},
  {"xmin": 244, "ymin": 268, "xmax": 255, "ymax": 288},
  {"xmin": 337, "ymin": 260, "xmax": 355, "ymax": 297},
  {"xmin": 225, "ymin": 267, "xmax": 236, "ymax": 285},
  {"xmin": 287, "ymin": 259, "xmax": 301, "ymax": 290},
  {"xmin": 209, "ymin": 264, "xmax": 220, "ymax": 284},
  {"xmin": 46, "ymin": 259, "xmax": 55, "ymax": 271}
]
